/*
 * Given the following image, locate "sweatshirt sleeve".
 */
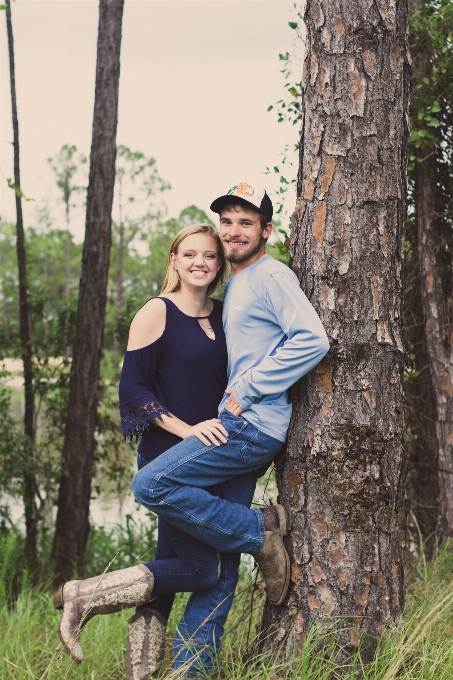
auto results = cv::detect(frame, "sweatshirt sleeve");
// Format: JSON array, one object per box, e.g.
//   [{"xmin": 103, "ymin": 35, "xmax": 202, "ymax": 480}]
[
  {"xmin": 118, "ymin": 341, "xmax": 171, "ymax": 441},
  {"xmin": 233, "ymin": 270, "xmax": 330, "ymax": 410}
]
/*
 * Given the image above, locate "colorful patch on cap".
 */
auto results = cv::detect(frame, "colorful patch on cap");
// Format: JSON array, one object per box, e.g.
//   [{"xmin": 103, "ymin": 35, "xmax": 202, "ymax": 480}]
[{"xmin": 227, "ymin": 183, "xmax": 254, "ymax": 198}]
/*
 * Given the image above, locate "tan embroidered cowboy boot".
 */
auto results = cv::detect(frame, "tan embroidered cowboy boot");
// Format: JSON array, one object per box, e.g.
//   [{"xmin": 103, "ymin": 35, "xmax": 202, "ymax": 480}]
[
  {"xmin": 125, "ymin": 609, "xmax": 167, "ymax": 679},
  {"xmin": 254, "ymin": 504, "xmax": 290, "ymax": 606},
  {"xmin": 53, "ymin": 564, "xmax": 155, "ymax": 663}
]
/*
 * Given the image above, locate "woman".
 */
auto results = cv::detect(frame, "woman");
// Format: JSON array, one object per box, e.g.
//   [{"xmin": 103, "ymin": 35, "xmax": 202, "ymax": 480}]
[{"xmin": 54, "ymin": 223, "xmax": 250, "ymax": 678}]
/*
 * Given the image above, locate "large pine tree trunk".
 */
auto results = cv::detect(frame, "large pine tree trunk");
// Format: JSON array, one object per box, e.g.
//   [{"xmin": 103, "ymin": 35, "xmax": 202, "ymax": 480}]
[
  {"xmin": 261, "ymin": 0, "xmax": 410, "ymax": 662},
  {"xmin": 53, "ymin": 0, "xmax": 124, "ymax": 581},
  {"xmin": 5, "ymin": 0, "xmax": 38, "ymax": 567},
  {"xmin": 416, "ymin": 147, "xmax": 453, "ymax": 537}
]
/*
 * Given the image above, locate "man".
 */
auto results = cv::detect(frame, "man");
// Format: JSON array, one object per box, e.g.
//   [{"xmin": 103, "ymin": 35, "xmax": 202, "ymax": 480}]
[{"xmin": 131, "ymin": 182, "xmax": 330, "ymax": 673}]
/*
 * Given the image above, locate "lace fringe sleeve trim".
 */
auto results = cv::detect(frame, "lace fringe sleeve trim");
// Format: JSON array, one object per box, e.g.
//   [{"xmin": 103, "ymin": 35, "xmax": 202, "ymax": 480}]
[{"xmin": 120, "ymin": 394, "xmax": 171, "ymax": 442}]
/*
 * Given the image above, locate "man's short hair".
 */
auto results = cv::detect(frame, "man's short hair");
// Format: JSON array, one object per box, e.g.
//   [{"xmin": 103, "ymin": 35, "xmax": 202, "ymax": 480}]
[{"xmin": 219, "ymin": 199, "xmax": 270, "ymax": 231}]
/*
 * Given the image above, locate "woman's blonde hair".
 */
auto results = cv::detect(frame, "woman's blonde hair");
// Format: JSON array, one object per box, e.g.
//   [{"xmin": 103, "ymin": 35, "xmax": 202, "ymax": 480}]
[{"xmin": 160, "ymin": 223, "xmax": 227, "ymax": 297}]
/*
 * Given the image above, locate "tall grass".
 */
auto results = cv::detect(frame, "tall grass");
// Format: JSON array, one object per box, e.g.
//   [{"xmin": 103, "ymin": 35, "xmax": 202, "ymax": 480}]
[{"xmin": 1, "ymin": 524, "xmax": 453, "ymax": 679}]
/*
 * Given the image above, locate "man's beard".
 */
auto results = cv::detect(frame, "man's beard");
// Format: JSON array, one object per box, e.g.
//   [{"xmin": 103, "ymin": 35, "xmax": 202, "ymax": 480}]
[{"xmin": 225, "ymin": 236, "xmax": 266, "ymax": 264}]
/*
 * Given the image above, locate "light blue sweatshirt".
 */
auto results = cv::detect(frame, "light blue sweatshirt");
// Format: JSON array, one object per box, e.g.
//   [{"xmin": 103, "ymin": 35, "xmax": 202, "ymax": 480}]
[{"xmin": 218, "ymin": 254, "xmax": 329, "ymax": 442}]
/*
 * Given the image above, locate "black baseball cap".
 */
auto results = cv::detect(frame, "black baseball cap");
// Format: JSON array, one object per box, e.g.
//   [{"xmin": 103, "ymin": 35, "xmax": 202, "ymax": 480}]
[{"xmin": 210, "ymin": 183, "xmax": 273, "ymax": 222}]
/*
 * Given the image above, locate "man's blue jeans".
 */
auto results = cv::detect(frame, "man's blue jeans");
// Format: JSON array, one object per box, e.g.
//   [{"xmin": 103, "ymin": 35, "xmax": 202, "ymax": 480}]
[
  {"xmin": 132, "ymin": 411, "xmax": 282, "ymax": 555},
  {"xmin": 132, "ymin": 411, "xmax": 282, "ymax": 676},
  {"xmin": 139, "ymin": 472, "xmax": 258, "ymax": 677},
  {"xmin": 173, "ymin": 471, "xmax": 258, "ymax": 677}
]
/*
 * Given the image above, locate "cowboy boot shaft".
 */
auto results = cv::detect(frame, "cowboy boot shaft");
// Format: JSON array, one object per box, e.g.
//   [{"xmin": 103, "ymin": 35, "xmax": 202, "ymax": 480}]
[
  {"xmin": 126, "ymin": 609, "xmax": 167, "ymax": 680},
  {"xmin": 55, "ymin": 564, "xmax": 155, "ymax": 664}
]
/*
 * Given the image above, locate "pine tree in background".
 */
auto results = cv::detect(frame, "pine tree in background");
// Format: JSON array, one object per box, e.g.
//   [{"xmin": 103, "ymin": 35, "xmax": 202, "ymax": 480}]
[
  {"xmin": 4, "ymin": 0, "xmax": 38, "ymax": 570},
  {"xmin": 53, "ymin": 0, "xmax": 125, "ymax": 582},
  {"xmin": 406, "ymin": 0, "xmax": 453, "ymax": 540}
]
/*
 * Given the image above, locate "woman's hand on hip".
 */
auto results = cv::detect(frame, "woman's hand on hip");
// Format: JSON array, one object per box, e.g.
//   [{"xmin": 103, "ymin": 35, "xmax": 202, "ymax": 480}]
[{"xmin": 183, "ymin": 419, "xmax": 229, "ymax": 447}]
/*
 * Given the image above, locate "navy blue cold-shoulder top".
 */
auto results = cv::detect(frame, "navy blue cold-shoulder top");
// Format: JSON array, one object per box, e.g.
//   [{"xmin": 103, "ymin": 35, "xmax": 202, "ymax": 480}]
[{"xmin": 119, "ymin": 297, "xmax": 228, "ymax": 463}]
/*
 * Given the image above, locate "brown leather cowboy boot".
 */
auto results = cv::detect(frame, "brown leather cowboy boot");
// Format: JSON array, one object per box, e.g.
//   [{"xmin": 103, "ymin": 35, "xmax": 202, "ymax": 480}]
[
  {"xmin": 254, "ymin": 504, "xmax": 290, "ymax": 606},
  {"xmin": 125, "ymin": 608, "xmax": 167, "ymax": 679},
  {"xmin": 53, "ymin": 564, "xmax": 155, "ymax": 663}
]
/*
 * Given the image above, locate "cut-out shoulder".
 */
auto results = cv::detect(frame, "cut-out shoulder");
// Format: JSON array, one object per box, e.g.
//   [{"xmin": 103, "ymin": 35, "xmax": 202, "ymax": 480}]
[{"xmin": 127, "ymin": 298, "xmax": 167, "ymax": 350}]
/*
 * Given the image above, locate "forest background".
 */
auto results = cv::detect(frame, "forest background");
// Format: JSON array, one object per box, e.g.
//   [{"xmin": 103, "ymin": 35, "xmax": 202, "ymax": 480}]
[{"xmin": 1, "ymin": 0, "xmax": 453, "ymax": 678}]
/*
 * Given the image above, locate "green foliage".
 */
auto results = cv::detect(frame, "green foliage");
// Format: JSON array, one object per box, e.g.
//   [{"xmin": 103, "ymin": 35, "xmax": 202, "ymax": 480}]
[
  {"xmin": 0, "ymin": 374, "xmax": 30, "ymax": 499},
  {"xmin": 408, "ymin": 0, "xmax": 453, "ymax": 168},
  {"xmin": 0, "ymin": 218, "xmax": 82, "ymax": 354},
  {"xmin": 47, "ymin": 144, "xmax": 87, "ymax": 209},
  {"xmin": 267, "ymin": 228, "xmax": 290, "ymax": 265},
  {"xmin": 6, "ymin": 177, "xmax": 34, "ymax": 202},
  {"xmin": 84, "ymin": 513, "xmax": 158, "ymax": 575},
  {"xmin": 0, "ymin": 525, "xmax": 26, "ymax": 608}
]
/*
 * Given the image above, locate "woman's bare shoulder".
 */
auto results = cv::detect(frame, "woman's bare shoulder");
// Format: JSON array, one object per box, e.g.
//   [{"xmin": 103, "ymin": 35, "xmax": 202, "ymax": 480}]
[{"xmin": 127, "ymin": 298, "xmax": 167, "ymax": 350}]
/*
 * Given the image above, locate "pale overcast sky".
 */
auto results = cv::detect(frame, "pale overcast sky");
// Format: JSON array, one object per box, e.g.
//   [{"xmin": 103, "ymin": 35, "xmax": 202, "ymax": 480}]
[{"xmin": 0, "ymin": 0, "xmax": 301, "ymax": 241}]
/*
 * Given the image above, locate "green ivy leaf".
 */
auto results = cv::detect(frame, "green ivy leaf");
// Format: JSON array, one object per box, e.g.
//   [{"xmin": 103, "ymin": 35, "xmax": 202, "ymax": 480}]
[
  {"xmin": 288, "ymin": 21, "xmax": 298, "ymax": 29},
  {"xmin": 288, "ymin": 87, "xmax": 298, "ymax": 97},
  {"xmin": 6, "ymin": 178, "xmax": 35, "ymax": 202}
]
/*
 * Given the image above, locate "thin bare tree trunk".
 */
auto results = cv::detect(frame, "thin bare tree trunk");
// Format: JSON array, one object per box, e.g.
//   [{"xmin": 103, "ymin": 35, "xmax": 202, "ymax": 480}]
[
  {"xmin": 407, "ymin": 254, "xmax": 439, "ymax": 544},
  {"xmin": 261, "ymin": 0, "xmax": 410, "ymax": 663},
  {"xmin": 53, "ymin": 0, "xmax": 124, "ymax": 581},
  {"xmin": 65, "ymin": 203, "xmax": 71, "ymax": 301},
  {"xmin": 416, "ymin": 147, "xmax": 453, "ymax": 537},
  {"xmin": 5, "ymin": 0, "xmax": 38, "ymax": 567},
  {"xmin": 112, "ymin": 182, "xmax": 123, "ymax": 357},
  {"xmin": 405, "ymin": 190, "xmax": 439, "ymax": 547},
  {"xmin": 112, "ymin": 223, "xmax": 124, "ymax": 357}
]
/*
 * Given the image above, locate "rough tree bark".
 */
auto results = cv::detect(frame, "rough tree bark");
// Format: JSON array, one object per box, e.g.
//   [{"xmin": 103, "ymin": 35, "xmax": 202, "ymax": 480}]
[
  {"xmin": 5, "ymin": 0, "xmax": 38, "ymax": 566},
  {"xmin": 415, "ymin": 147, "xmax": 453, "ymax": 537},
  {"xmin": 261, "ymin": 0, "xmax": 411, "ymax": 662},
  {"xmin": 53, "ymin": 0, "xmax": 124, "ymax": 581}
]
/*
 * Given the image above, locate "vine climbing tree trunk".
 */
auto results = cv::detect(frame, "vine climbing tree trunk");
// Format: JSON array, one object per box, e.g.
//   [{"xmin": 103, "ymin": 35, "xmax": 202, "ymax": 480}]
[
  {"xmin": 261, "ymin": 0, "xmax": 411, "ymax": 663},
  {"xmin": 53, "ymin": 0, "xmax": 124, "ymax": 581},
  {"xmin": 5, "ymin": 0, "xmax": 38, "ymax": 568}
]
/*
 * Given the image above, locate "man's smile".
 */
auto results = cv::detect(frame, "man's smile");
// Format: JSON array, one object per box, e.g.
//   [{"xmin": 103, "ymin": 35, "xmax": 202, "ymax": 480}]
[{"xmin": 225, "ymin": 240, "xmax": 248, "ymax": 248}]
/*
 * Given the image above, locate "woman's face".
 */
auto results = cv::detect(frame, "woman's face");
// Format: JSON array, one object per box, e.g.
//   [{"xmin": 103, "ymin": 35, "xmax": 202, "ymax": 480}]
[{"xmin": 171, "ymin": 233, "xmax": 221, "ymax": 291}]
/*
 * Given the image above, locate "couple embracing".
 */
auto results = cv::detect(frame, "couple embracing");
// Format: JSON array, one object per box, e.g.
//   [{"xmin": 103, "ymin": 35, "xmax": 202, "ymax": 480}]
[{"xmin": 54, "ymin": 183, "xmax": 329, "ymax": 678}]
